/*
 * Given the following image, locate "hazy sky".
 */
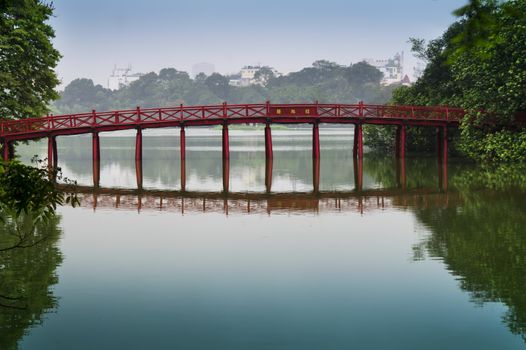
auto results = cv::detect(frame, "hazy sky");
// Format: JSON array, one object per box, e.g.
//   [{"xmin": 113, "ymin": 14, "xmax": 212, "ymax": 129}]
[{"xmin": 51, "ymin": 0, "xmax": 467, "ymax": 89}]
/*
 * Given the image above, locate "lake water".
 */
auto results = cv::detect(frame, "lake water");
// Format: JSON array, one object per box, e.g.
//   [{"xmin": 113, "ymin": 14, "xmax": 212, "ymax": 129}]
[{"xmin": 2, "ymin": 127, "xmax": 526, "ymax": 349}]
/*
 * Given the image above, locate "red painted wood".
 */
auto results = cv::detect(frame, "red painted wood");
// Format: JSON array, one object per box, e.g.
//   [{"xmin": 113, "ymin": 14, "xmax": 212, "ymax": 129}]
[
  {"xmin": 353, "ymin": 156, "xmax": 363, "ymax": 191},
  {"xmin": 0, "ymin": 103, "xmax": 465, "ymax": 141},
  {"xmin": 313, "ymin": 156, "xmax": 320, "ymax": 193},
  {"xmin": 181, "ymin": 158, "xmax": 186, "ymax": 192},
  {"xmin": 222, "ymin": 124, "xmax": 229, "ymax": 159},
  {"xmin": 135, "ymin": 159, "xmax": 143, "ymax": 190},
  {"xmin": 437, "ymin": 127, "xmax": 443, "ymax": 160},
  {"xmin": 312, "ymin": 123, "xmax": 320, "ymax": 159},
  {"xmin": 353, "ymin": 124, "xmax": 363, "ymax": 159},
  {"xmin": 222, "ymin": 158, "xmax": 229, "ymax": 193},
  {"xmin": 47, "ymin": 136, "xmax": 57, "ymax": 168},
  {"xmin": 180, "ymin": 127, "xmax": 186, "ymax": 161},
  {"xmin": 92, "ymin": 132, "xmax": 100, "ymax": 187},
  {"xmin": 135, "ymin": 128, "xmax": 142, "ymax": 161},
  {"xmin": 265, "ymin": 124, "xmax": 273, "ymax": 159},
  {"xmin": 2, "ymin": 140, "xmax": 9, "ymax": 161},
  {"xmin": 397, "ymin": 125, "xmax": 406, "ymax": 159},
  {"xmin": 442, "ymin": 126, "xmax": 448, "ymax": 165},
  {"xmin": 265, "ymin": 158, "xmax": 273, "ymax": 193},
  {"xmin": 397, "ymin": 158, "xmax": 407, "ymax": 190}
]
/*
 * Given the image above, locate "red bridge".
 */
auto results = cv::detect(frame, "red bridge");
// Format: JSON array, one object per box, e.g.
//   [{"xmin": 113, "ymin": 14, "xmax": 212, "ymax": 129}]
[{"xmin": 0, "ymin": 102, "xmax": 461, "ymax": 187}]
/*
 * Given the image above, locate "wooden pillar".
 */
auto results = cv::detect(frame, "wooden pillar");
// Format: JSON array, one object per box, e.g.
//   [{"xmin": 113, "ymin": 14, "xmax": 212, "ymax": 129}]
[
  {"xmin": 313, "ymin": 156, "xmax": 320, "ymax": 193},
  {"xmin": 222, "ymin": 124, "xmax": 229, "ymax": 160},
  {"xmin": 181, "ymin": 158, "xmax": 186, "ymax": 192},
  {"xmin": 222, "ymin": 157, "xmax": 230, "ymax": 193},
  {"xmin": 396, "ymin": 124, "xmax": 406, "ymax": 159},
  {"xmin": 396, "ymin": 157, "xmax": 407, "ymax": 190},
  {"xmin": 180, "ymin": 127, "xmax": 186, "ymax": 161},
  {"xmin": 135, "ymin": 159, "xmax": 143, "ymax": 190},
  {"xmin": 439, "ymin": 126, "xmax": 448, "ymax": 191},
  {"xmin": 48, "ymin": 136, "xmax": 58, "ymax": 168},
  {"xmin": 436, "ymin": 127, "xmax": 443, "ymax": 160},
  {"xmin": 265, "ymin": 123, "xmax": 273, "ymax": 159},
  {"xmin": 312, "ymin": 122, "xmax": 320, "ymax": 159},
  {"xmin": 92, "ymin": 132, "xmax": 100, "ymax": 187},
  {"xmin": 353, "ymin": 123, "xmax": 363, "ymax": 159},
  {"xmin": 135, "ymin": 128, "xmax": 143, "ymax": 189},
  {"xmin": 441, "ymin": 126, "xmax": 448, "ymax": 165},
  {"xmin": 265, "ymin": 158, "xmax": 273, "ymax": 193},
  {"xmin": 2, "ymin": 140, "xmax": 10, "ymax": 162},
  {"xmin": 180, "ymin": 126, "xmax": 186, "ymax": 191},
  {"xmin": 353, "ymin": 156, "xmax": 363, "ymax": 191},
  {"xmin": 135, "ymin": 128, "xmax": 142, "ymax": 161}
]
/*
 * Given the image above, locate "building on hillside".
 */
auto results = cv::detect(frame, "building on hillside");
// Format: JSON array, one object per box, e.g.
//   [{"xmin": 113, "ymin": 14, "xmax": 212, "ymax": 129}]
[
  {"xmin": 108, "ymin": 66, "xmax": 143, "ymax": 90},
  {"xmin": 363, "ymin": 52, "xmax": 404, "ymax": 85},
  {"xmin": 229, "ymin": 65, "xmax": 281, "ymax": 87},
  {"xmin": 192, "ymin": 62, "xmax": 215, "ymax": 78}
]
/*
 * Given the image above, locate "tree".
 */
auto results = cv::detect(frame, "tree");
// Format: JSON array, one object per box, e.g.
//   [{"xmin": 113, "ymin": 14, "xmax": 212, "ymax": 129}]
[
  {"xmin": 253, "ymin": 66, "xmax": 275, "ymax": 86},
  {"xmin": 375, "ymin": 0, "xmax": 526, "ymax": 161},
  {"xmin": 0, "ymin": 0, "xmax": 61, "ymax": 120},
  {"xmin": 205, "ymin": 73, "xmax": 230, "ymax": 100},
  {"xmin": 346, "ymin": 61, "xmax": 383, "ymax": 87}
]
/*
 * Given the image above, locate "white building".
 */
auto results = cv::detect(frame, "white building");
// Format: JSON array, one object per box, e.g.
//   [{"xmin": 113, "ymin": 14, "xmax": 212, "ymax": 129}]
[
  {"xmin": 108, "ymin": 66, "xmax": 142, "ymax": 90},
  {"xmin": 229, "ymin": 65, "xmax": 281, "ymax": 87},
  {"xmin": 364, "ymin": 52, "xmax": 405, "ymax": 85}
]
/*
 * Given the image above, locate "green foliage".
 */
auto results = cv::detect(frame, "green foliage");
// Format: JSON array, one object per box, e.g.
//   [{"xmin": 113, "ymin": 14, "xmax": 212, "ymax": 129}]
[
  {"xmin": 53, "ymin": 60, "xmax": 395, "ymax": 113},
  {"xmin": 0, "ymin": 212, "xmax": 62, "ymax": 350},
  {"xmin": 373, "ymin": 0, "xmax": 526, "ymax": 162},
  {"xmin": 0, "ymin": 0, "xmax": 61, "ymax": 119},
  {"xmin": 0, "ymin": 159, "xmax": 78, "ymax": 226}
]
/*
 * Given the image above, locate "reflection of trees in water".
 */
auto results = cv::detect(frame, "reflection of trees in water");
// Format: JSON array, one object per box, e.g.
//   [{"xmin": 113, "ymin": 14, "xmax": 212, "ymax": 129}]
[
  {"xmin": 410, "ymin": 163, "xmax": 526, "ymax": 342},
  {"xmin": 365, "ymin": 160, "xmax": 526, "ymax": 341},
  {"xmin": 0, "ymin": 214, "xmax": 63, "ymax": 349},
  {"xmin": 413, "ymin": 191, "xmax": 526, "ymax": 341}
]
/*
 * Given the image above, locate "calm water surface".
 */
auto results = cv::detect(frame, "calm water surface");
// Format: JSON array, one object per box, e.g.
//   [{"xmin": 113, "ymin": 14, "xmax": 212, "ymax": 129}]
[{"xmin": 2, "ymin": 127, "xmax": 526, "ymax": 349}]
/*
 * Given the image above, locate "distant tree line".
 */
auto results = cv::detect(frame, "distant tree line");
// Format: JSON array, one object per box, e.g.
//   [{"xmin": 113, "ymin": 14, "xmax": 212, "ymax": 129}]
[{"xmin": 52, "ymin": 60, "xmax": 397, "ymax": 114}]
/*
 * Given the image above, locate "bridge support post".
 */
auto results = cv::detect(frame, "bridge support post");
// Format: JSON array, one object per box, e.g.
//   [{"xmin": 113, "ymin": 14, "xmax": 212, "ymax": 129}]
[
  {"xmin": 2, "ymin": 140, "xmax": 10, "ymax": 162},
  {"xmin": 48, "ymin": 136, "xmax": 58, "ymax": 169},
  {"xmin": 181, "ymin": 158, "xmax": 186, "ymax": 192},
  {"xmin": 180, "ymin": 126, "xmax": 186, "ymax": 191},
  {"xmin": 438, "ymin": 126, "xmax": 448, "ymax": 191},
  {"xmin": 353, "ymin": 156, "xmax": 363, "ymax": 191},
  {"xmin": 396, "ymin": 124, "xmax": 406, "ymax": 159},
  {"xmin": 441, "ymin": 126, "xmax": 448, "ymax": 165},
  {"xmin": 135, "ymin": 128, "xmax": 143, "ymax": 189},
  {"xmin": 222, "ymin": 124, "xmax": 229, "ymax": 160},
  {"xmin": 180, "ymin": 127, "xmax": 186, "ymax": 161},
  {"xmin": 396, "ymin": 157, "xmax": 407, "ymax": 190},
  {"xmin": 312, "ymin": 122, "xmax": 320, "ymax": 159},
  {"xmin": 436, "ymin": 127, "xmax": 443, "ymax": 160},
  {"xmin": 265, "ymin": 158, "xmax": 273, "ymax": 193},
  {"xmin": 222, "ymin": 157, "xmax": 230, "ymax": 193},
  {"xmin": 265, "ymin": 123, "xmax": 273, "ymax": 159},
  {"xmin": 313, "ymin": 156, "xmax": 320, "ymax": 193},
  {"xmin": 353, "ymin": 123, "xmax": 363, "ymax": 159},
  {"xmin": 135, "ymin": 128, "xmax": 142, "ymax": 161},
  {"xmin": 92, "ymin": 132, "xmax": 100, "ymax": 187}
]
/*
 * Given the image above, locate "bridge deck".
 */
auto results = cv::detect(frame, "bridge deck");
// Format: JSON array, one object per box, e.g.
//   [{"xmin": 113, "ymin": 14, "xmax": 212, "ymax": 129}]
[{"xmin": 0, "ymin": 102, "xmax": 463, "ymax": 141}]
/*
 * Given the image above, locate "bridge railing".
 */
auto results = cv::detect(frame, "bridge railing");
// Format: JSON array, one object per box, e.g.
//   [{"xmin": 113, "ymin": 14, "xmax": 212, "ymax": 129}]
[{"xmin": 0, "ymin": 103, "xmax": 465, "ymax": 138}]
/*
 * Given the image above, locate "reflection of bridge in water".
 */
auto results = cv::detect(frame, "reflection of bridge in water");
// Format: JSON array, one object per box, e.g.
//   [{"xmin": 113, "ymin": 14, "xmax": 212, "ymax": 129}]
[{"xmin": 63, "ymin": 185, "xmax": 461, "ymax": 215}]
